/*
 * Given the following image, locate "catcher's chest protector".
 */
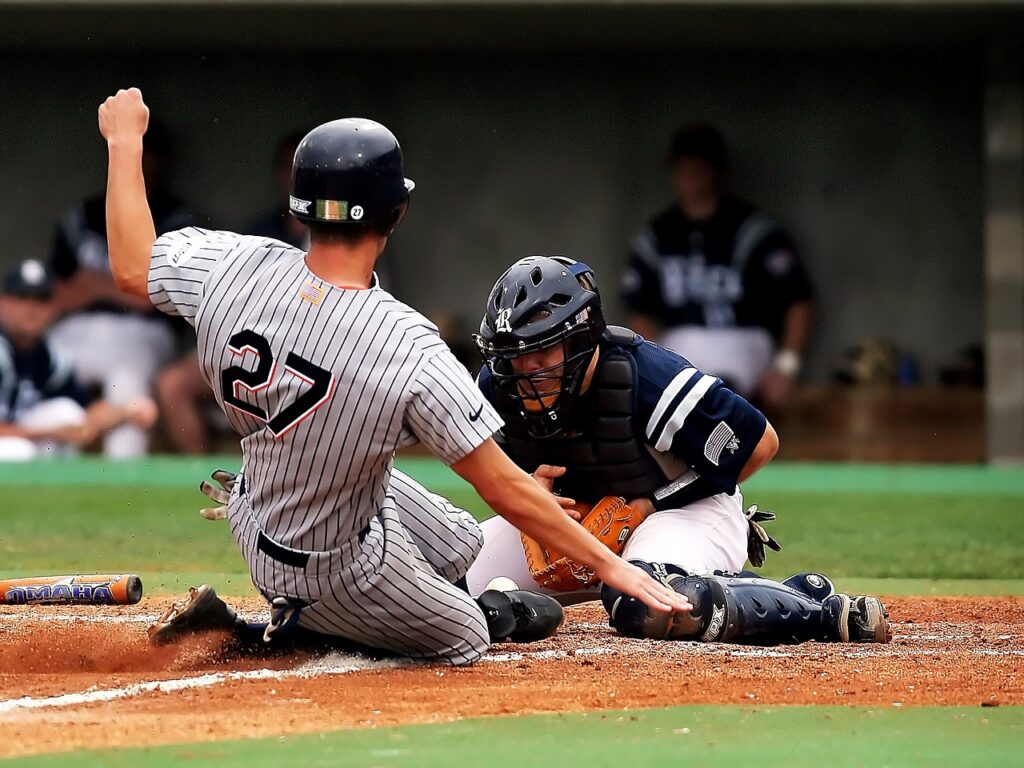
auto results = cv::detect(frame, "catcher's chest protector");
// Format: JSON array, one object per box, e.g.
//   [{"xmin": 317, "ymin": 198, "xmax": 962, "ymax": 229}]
[{"xmin": 497, "ymin": 346, "xmax": 667, "ymax": 503}]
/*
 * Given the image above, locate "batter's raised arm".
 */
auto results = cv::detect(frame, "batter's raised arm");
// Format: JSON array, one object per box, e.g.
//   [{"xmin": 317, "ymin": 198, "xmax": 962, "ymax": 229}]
[
  {"xmin": 98, "ymin": 87, "xmax": 155, "ymax": 300},
  {"xmin": 452, "ymin": 439, "xmax": 691, "ymax": 616}
]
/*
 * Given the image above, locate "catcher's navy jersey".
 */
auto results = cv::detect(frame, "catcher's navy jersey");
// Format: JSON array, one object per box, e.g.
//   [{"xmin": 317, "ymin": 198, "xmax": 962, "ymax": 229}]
[
  {"xmin": 478, "ymin": 331, "xmax": 766, "ymax": 504},
  {"xmin": 148, "ymin": 227, "xmax": 502, "ymax": 552},
  {"xmin": 0, "ymin": 332, "xmax": 88, "ymax": 423}
]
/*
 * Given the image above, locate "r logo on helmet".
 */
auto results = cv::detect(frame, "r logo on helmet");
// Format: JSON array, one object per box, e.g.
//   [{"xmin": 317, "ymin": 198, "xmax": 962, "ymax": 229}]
[{"xmin": 496, "ymin": 308, "xmax": 512, "ymax": 333}]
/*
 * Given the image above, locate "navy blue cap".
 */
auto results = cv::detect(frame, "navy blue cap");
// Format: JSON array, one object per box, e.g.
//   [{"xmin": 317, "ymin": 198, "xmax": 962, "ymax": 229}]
[{"xmin": 2, "ymin": 260, "xmax": 54, "ymax": 300}]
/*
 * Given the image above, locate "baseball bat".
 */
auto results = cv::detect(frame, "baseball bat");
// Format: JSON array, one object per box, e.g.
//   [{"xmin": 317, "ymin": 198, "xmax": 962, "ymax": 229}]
[{"xmin": 0, "ymin": 574, "xmax": 143, "ymax": 605}]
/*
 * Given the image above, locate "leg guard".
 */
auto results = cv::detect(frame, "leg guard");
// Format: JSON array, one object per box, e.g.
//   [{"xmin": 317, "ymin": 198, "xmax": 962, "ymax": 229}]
[
  {"xmin": 603, "ymin": 562, "xmax": 834, "ymax": 645},
  {"xmin": 782, "ymin": 572, "xmax": 836, "ymax": 602}
]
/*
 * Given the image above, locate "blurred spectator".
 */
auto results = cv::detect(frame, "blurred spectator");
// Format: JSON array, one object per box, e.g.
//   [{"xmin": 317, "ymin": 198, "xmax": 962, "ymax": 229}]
[
  {"xmin": 48, "ymin": 121, "xmax": 193, "ymax": 457},
  {"xmin": 621, "ymin": 124, "xmax": 814, "ymax": 406},
  {"xmin": 0, "ymin": 260, "xmax": 157, "ymax": 461},
  {"xmin": 155, "ymin": 131, "xmax": 308, "ymax": 453},
  {"xmin": 154, "ymin": 354, "xmax": 214, "ymax": 454}
]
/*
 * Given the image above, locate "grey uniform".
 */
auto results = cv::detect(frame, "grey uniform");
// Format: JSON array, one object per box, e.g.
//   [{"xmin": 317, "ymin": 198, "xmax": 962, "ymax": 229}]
[{"xmin": 149, "ymin": 227, "xmax": 504, "ymax": 664}]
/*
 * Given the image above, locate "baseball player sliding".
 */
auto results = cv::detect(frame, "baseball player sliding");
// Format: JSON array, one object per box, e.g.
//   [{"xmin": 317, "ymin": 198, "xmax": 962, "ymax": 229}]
[{"xmin": 98, "ymin": 88, "xmax": 688, "ymax": 664}]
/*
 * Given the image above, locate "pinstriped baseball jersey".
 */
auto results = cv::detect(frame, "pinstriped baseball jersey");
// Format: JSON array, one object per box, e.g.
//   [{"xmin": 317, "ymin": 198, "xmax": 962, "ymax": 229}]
[
  {"xmin": 147, "ymin": 226, "xmax": 501, "ymax": 664},
  {"xmin": 148, "ymin": 227, "xmax": 503, "ymax": 551}
]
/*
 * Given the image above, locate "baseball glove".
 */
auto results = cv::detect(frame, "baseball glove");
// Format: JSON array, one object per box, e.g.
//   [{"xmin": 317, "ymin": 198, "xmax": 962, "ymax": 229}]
[
  {"xmin": 198, "ymin": 469, "xmax": 237, "ymax": 521},
  {"xmin": 521, "ymin": 496, "xmax": 648, "ymax": 592},
  {"xmin": 745, "ymin": 503, "xmax": 782, "ymax": 567}
]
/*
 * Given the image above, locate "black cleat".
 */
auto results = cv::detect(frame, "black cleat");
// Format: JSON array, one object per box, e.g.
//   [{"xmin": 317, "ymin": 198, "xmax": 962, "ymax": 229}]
[
  {"xmin": 822, "ymin": 593, "xmax": 892, "ymax": 643},
  {"xmin": 147, "ymin": 585, "xmax": 243, "ymax": 645},
  {"xmin": 478, "ymin": 589, "xmax": 564, "ymax": 643}
]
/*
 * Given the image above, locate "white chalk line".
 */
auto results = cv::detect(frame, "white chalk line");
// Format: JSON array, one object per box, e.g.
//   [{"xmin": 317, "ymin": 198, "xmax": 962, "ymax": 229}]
[
  {"xmin": 2, "ymin": 612, "xmax": 1022, "ymax": 715},
  {"xmin": 0, "ymin": 654, "xmax": 406, "ymax": 714},
  {"xmin": 5, "ymin": 639, "xmax": 1023, "ymax": 716}
]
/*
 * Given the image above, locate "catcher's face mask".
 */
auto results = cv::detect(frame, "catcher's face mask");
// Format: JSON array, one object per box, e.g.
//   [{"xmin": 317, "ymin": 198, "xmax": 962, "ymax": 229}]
[
  {"xmin": 475, "ymin": 255, "xmax": 606, "ymax": 439},
  {"xmin": 484, "ymin": 313, "xmax": 597, "ymax": 438}
]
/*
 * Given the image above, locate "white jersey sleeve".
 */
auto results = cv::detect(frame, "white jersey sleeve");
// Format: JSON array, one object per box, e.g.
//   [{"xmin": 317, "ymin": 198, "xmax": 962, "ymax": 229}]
[
  {"xmin": 403, "ymin": 346, "xmax": 504, "ymax": 465},
  {"xmin": 148, "ymin": 227, "xmax": 244, "ymax": 325}
]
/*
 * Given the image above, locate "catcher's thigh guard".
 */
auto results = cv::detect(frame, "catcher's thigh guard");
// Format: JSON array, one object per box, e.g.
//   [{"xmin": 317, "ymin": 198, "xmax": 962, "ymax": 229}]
[{"xmin": 602, "ymin": 562, "xmax": 831, "ymax": 645}]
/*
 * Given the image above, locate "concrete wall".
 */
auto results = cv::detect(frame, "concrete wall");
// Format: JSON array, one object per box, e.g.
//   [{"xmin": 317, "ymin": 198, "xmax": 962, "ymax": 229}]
[{"xmin": 0, "ymin": 45, "xmax": 983, "ymax": 383}]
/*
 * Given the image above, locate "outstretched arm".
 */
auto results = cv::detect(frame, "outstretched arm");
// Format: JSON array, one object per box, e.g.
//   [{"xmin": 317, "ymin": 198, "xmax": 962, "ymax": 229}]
[
  {"xmin": 453, "ymin": 439, "xmax": 691, "ymax": 616},
  {"xmin": 98, "ymin": 87, "xmax": 155, "ymax": 300}
]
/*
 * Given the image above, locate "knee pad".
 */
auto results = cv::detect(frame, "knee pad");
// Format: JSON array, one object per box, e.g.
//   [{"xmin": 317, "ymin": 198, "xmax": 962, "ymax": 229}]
[
  {"xmin": 782, "ymin": 572, "xmax": 836, "ymax": 602},
  {"xmin": 601, "ymin": 561, "xmax": 728, "ymax": 641}
]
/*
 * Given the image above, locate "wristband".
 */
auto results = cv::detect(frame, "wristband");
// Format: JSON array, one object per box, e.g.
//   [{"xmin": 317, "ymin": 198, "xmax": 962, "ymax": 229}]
[{"xmin": 773, "ymin": 349, "xmax": 801, "ymax": 377}]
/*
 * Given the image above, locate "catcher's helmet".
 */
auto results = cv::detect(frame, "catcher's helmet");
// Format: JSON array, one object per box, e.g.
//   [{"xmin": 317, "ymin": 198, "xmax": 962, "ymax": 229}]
[
  {"xmin": 288, "ymin": 118, "xmax": 415, "ymax": 233},
  {"xmin": 475, "ymin": 256, "xmax": 606, "ymax": 438}
]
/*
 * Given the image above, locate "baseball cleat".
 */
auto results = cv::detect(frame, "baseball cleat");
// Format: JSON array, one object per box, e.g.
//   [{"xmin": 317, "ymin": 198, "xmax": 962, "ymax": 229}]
[
  {"xmin": 147, "ymin": 585, "xmax": 243, "ymax": 645},
  {"xmin": 478, "ymin": 589, "xmax": 564, "ymax": 643},
  {"xmin": 822, "ymin": 593, "xmax": 892, "ymax": 643}
]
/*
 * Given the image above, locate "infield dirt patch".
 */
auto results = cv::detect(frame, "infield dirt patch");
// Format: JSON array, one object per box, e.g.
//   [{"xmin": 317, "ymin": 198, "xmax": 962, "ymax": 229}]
[{"xmin": 1, "ymin": 596, "xmax": 1021, "ymax": 758}]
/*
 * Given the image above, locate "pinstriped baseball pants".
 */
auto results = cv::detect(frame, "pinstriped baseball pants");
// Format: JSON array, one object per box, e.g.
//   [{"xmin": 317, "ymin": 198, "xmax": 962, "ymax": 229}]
[{"xmin": 228, "ymin": 469, "xmax": 490, "ymax": 665}]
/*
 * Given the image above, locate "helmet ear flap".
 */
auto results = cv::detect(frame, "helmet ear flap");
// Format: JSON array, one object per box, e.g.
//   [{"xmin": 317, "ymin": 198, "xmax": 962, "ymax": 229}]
[{"xmin": 378, "ymin": 201, "xmax": 409, "ymax": 236}]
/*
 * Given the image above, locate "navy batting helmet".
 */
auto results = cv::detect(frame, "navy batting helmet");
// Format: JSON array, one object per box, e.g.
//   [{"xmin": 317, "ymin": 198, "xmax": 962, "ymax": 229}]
[
  {"xmin": 288, "ymin": 118, "xmax": 415, "ymax": 233},
  {"xmin": 475, "ymin": 256, "xmax": 606, "ymax": 438}
]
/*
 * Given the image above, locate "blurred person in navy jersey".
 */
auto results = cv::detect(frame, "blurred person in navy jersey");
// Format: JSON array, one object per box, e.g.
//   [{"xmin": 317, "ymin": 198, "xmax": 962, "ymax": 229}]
[
  {"xmin": 621, "ymin": 124, "xmax": 813, "ymax": 407},
  {"xmin": 0, "ymin": 260, "xmax": 157, "ymax": 461},
  {"xmin": 48, "ymin": 120, "xmax": 193, "ymax": 457}
]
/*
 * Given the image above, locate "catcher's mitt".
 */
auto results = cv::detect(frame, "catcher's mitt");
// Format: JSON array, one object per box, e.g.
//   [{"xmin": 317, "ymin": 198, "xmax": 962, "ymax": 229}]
[{"xmin": 521, "ymin": 496, "xmax": 648, "ymax": 592}]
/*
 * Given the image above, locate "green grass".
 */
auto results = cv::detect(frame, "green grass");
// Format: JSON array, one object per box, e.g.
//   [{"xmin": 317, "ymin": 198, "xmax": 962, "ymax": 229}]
[
  {"xmin": 6, "ymin": 705, "xmax": 1023, "ymax": 767},
  {"xmin": 1, "ymin": 459, "xmax": 1023, "ymax": 594}
]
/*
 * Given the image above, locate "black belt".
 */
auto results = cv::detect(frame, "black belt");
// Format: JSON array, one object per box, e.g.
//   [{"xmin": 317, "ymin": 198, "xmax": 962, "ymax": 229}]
[
  {"xmin": 257, "ymin": 531, "xmax": 310, "ymax": 568},
  {"xmin": 256, "ymin": 523, "xmax": 371, "ymax": 568}
]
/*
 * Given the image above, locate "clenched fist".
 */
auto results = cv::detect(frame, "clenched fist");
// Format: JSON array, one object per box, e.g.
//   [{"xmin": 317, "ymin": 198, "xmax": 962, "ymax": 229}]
[{"xmin": 98, "ymin": 87, "xmax": 149, "ymax": 145}]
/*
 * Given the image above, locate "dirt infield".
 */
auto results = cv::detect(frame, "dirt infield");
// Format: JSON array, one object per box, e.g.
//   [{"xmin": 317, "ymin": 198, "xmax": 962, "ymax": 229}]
[{"xmin": 1, "ymin": 596, "xmax": 1021, "ymax": 758}]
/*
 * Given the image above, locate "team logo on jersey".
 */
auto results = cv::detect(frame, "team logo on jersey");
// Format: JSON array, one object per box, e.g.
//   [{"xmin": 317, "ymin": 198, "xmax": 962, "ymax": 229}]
[
  {"xmin": 350, "ymin": 205, "xmax": 364, "ymax": 221},
  {"xmin": 289, "ymin": 195, "xmax": 312, "ymax": 215},
  {"xmin": 495, "ymin": 308, "xmax": 513, "ymax": 333},
  {"xmin": 299, "ymin": 281, "xmax": 325, "ymax": 306},
  {"xmin": 168, "ymin": 240, "xmax": 201, "ymax": 267}
]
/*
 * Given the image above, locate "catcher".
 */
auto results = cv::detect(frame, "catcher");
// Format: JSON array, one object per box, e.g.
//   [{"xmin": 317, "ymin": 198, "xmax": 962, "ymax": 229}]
[{"xmin": 465, "ymin": 255, "xmax": 891, "ymax": 645}]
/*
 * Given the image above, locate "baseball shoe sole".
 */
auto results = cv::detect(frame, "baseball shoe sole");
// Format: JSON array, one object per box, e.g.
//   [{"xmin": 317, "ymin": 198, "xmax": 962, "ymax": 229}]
[{"xmin": 147, "ymin": 584, "xmax": 242, "ymax": 646}]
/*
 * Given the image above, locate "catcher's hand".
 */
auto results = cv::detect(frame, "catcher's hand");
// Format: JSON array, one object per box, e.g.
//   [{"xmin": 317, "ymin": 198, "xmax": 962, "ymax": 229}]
[
  {"xmin": 745, "ymin": 503, "xmax": 782, "ymax": 567},
  {"xmin": 522, "ymin": 495, "xmax": 651, "ymax": 591},
  {"xmin": 199, "ymin": 469, "xmax": 237, "ymax": 521}
]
